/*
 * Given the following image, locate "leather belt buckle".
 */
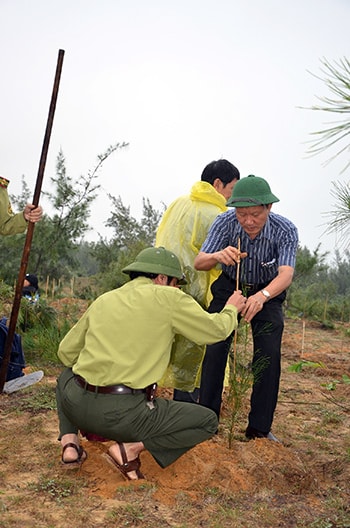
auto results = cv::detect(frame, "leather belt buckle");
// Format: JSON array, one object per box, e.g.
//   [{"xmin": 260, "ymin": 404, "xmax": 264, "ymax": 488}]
[
  {"xmin": 116, "ymin": 386, "xmax": 128, "ymax": 394},
  {"xmin": 243, "ymin": 283, "xmax": 256, "ymax": 291}
]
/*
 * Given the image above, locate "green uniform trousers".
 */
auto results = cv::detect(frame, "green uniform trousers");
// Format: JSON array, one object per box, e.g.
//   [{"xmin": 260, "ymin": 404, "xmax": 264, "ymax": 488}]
[{"xmin": 56, "ymin": 368, "xmax": 218, "ymax": 468}]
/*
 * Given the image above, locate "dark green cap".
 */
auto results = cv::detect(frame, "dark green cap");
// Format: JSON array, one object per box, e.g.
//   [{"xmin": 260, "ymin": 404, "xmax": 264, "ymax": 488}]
[
  {"xmin": 122, "ymin": 247, "xmax": 187, "ymax": 284},
  {"xmin": 227, "ymin": 174, "xmax": 279, "ymax": 207}
]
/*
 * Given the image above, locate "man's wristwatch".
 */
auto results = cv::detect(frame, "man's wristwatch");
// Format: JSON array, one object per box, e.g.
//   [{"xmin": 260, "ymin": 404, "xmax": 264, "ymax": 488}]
[{"xmin": 260, "ymin": 289, "xmax": 271, "ymax": 300}]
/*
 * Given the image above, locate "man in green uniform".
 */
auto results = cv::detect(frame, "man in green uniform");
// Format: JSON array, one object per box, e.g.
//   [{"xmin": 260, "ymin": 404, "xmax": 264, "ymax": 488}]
[
  {"xmin": 56, "ymin": 247, "xmax": 246, "ymax": 480},
  {"xmin": 0, "ymin": 176, "xmax": 42, "ymax": 233},
  {"xmin": 0, "ymin": 176, "xmax": 43, "ymax": 392}
]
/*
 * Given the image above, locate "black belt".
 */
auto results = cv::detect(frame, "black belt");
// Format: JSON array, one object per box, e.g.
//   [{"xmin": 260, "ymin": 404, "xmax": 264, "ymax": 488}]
[
  {"xmin": 221, "ymin": 273, "xmax": 268, "ymax": 294},
  {"xmin": 241, "ymin": 283, "xmax": 268, "ymax": 293},
  {"xmin": 74, "ymin": 375, "xmax": 147, "ymax": 395}
]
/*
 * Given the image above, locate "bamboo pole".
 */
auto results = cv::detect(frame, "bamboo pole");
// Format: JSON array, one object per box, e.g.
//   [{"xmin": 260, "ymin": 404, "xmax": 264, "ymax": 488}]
[
  {"xmin": 232, "ymin": 238, "xmax": 241, "ymax": 376},
  {"xmin": 0, "ymin": 50, "xmax": 65, "ymax": 392}
]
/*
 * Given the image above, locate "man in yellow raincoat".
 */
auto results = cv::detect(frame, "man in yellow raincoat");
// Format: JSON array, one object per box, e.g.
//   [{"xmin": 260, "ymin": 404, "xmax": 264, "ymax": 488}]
[{"xmin": 155, "ymin": 159, "xmax": 240, "ymax": 402}]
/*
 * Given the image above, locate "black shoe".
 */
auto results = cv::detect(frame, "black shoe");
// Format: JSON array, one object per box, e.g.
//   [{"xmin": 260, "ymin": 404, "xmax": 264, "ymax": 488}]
[{"xmin": 245, "ymin": 426, "xmax": 280, "ymax": 443}]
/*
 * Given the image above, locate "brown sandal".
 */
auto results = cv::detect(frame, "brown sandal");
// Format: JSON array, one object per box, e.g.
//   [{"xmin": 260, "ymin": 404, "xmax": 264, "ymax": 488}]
[
  {"xmin": 107, "ymin": 442, "xmax": 144, "ymax": 480},
  {"xmin": 61, "ymin": 442, "xmax": 87, "ymax": 467}
]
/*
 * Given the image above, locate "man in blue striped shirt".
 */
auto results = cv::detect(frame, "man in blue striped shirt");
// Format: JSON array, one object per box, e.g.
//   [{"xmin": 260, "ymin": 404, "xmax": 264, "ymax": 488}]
[{"xmin": 194, "ymin": 175, "xmax": 298, "ymax": 442}]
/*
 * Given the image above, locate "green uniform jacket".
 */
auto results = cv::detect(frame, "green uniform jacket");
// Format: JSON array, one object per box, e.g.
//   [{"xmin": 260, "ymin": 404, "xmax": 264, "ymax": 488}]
[
  {"xmin": 0, "ymin": 178, "xmax": 27, "ymax": 236},
  {"xmin": 57, "ymin": 277, "xmax": 238, "ymax": 389}
]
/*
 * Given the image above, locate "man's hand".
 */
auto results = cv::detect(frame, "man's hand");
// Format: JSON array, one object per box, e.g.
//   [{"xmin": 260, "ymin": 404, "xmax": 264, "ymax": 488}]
[
  {"xmin": 226, "ymin": 290, "xmax": 247, "ymax": 312},
  {"xmin": 215, "ymin": 246, "xmax": 248, "ymax": 266},
  {"xmin": 194, "ymin": 247, "xmax": 248, "ymax": 271},
  {"xmin": 23, "ymin": 204, "xmax": 43, "ymax": 223},
  {"xmin": 241, "ymin": 292, "xmax": 265, "ymax": 322}
]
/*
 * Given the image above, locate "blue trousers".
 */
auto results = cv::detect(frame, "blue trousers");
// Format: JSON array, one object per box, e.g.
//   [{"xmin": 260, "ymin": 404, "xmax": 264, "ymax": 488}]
[{"xmin": 199, "ymin": 273, "xmax": 285, "ymax": 433}]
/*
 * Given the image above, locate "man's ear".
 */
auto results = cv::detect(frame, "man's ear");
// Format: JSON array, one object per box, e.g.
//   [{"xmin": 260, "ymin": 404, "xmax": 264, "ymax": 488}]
[
  {"xmin": 212, "ymin": 178, "xmax": 222, "ymax": 192},
  {"xmin": 154, "ymin": 274, "xmax": 167, "ymax": 285}
]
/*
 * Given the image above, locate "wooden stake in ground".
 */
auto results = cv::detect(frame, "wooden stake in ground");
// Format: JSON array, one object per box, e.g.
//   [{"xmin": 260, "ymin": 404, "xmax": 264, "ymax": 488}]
[
  {"xmin": 232, "ymin": 238, "xmax": 241, "ymax": 376},
  {"xmin": 0, "ymin": 49, "xmax": 65, "ymax": 393}
]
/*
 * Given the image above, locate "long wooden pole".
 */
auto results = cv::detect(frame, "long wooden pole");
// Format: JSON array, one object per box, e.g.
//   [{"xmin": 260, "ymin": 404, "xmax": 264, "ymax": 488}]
[
  {"xmin": 232, "ymin": 238, "xmax": 241, "ymax": 376},
  {"xmin": 0, "ymin": 49, "xmax": 65, "ymax": 393}
]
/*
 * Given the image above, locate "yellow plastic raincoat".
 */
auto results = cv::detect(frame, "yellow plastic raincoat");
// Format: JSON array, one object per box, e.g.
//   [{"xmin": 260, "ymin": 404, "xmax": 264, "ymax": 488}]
[{"xmin": 155, "ymin": 181, "xmax": 227, "ymax": 391}]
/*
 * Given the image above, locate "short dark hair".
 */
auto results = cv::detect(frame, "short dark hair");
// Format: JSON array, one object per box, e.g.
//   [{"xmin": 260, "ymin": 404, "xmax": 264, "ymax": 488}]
[
  {"xmin": 201, "ymin": 159, "xmax": 240, "ymax": 186},
  {"xmin": 129, "ymin": 271, "xmax": 158, "ymax": 281}
]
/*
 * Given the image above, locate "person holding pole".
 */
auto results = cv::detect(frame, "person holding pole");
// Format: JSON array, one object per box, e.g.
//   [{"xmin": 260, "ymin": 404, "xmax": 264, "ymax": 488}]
[
  {"xmin": 0, "ymin": 49, "xmax": 63, "ymax": 396},
  {"xmin": 194, "ymin": 175, "xmax": 298, "ymax": 442},
  {"xmin": 0, "ymin": 176, "xmax": 43, "ymax": 234},
  {"xmin": 56, "ymin": 247, "xmax": 246, "ymax": 479},
  {"xmin": 0, "ymin": 176, "xmax": 43, "ymax": 392}
]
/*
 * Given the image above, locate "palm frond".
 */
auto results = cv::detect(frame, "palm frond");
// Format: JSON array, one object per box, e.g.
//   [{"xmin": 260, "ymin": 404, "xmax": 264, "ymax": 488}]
[
  {"xmin": 301, "ymin": 57, "xmax": 350, "ymax": 172},
  {"xmin": 323, "ymin": 181, "xmax": 350, "ymax": 248}
]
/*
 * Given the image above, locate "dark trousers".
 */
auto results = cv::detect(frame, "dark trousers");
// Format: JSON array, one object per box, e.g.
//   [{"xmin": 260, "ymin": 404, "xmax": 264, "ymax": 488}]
[
  {"xmin": 199, "ymin": 273, "xmax": 285, "ymax": 433},
  {"xmin": 56, "ymin": 367, "xmax": 218, "ymax": 468},
  {"xmin": 173, "ymin": 387, "xmax": 200, "ymax": 403}
]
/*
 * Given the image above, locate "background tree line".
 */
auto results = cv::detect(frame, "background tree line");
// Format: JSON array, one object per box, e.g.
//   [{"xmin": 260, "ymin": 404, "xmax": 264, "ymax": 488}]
[
  {"xmin": 1, "ymin": 56, "xmax": 349, "ymax": 324},
  {"xmin": 0, "ymin": 146, "xmax": 349, "ymax": 324}
]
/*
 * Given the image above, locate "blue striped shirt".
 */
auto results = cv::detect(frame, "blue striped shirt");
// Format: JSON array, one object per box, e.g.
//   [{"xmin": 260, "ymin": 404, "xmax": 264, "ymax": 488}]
[{"xmin": 200, "ymin": 209, "xmax": 298, "ymax": 284}]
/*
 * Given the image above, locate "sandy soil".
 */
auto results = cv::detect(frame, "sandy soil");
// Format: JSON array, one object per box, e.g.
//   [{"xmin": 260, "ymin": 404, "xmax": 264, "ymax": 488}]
[{"xmin": 0, "ymin": 318, "xmax": 349, "ymax": 527}]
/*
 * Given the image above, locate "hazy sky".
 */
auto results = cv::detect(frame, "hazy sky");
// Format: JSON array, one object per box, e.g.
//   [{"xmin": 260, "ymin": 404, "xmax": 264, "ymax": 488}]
[{"xmin": 1, "ymin": 0, "xmax": 349, "ymax": 257}]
